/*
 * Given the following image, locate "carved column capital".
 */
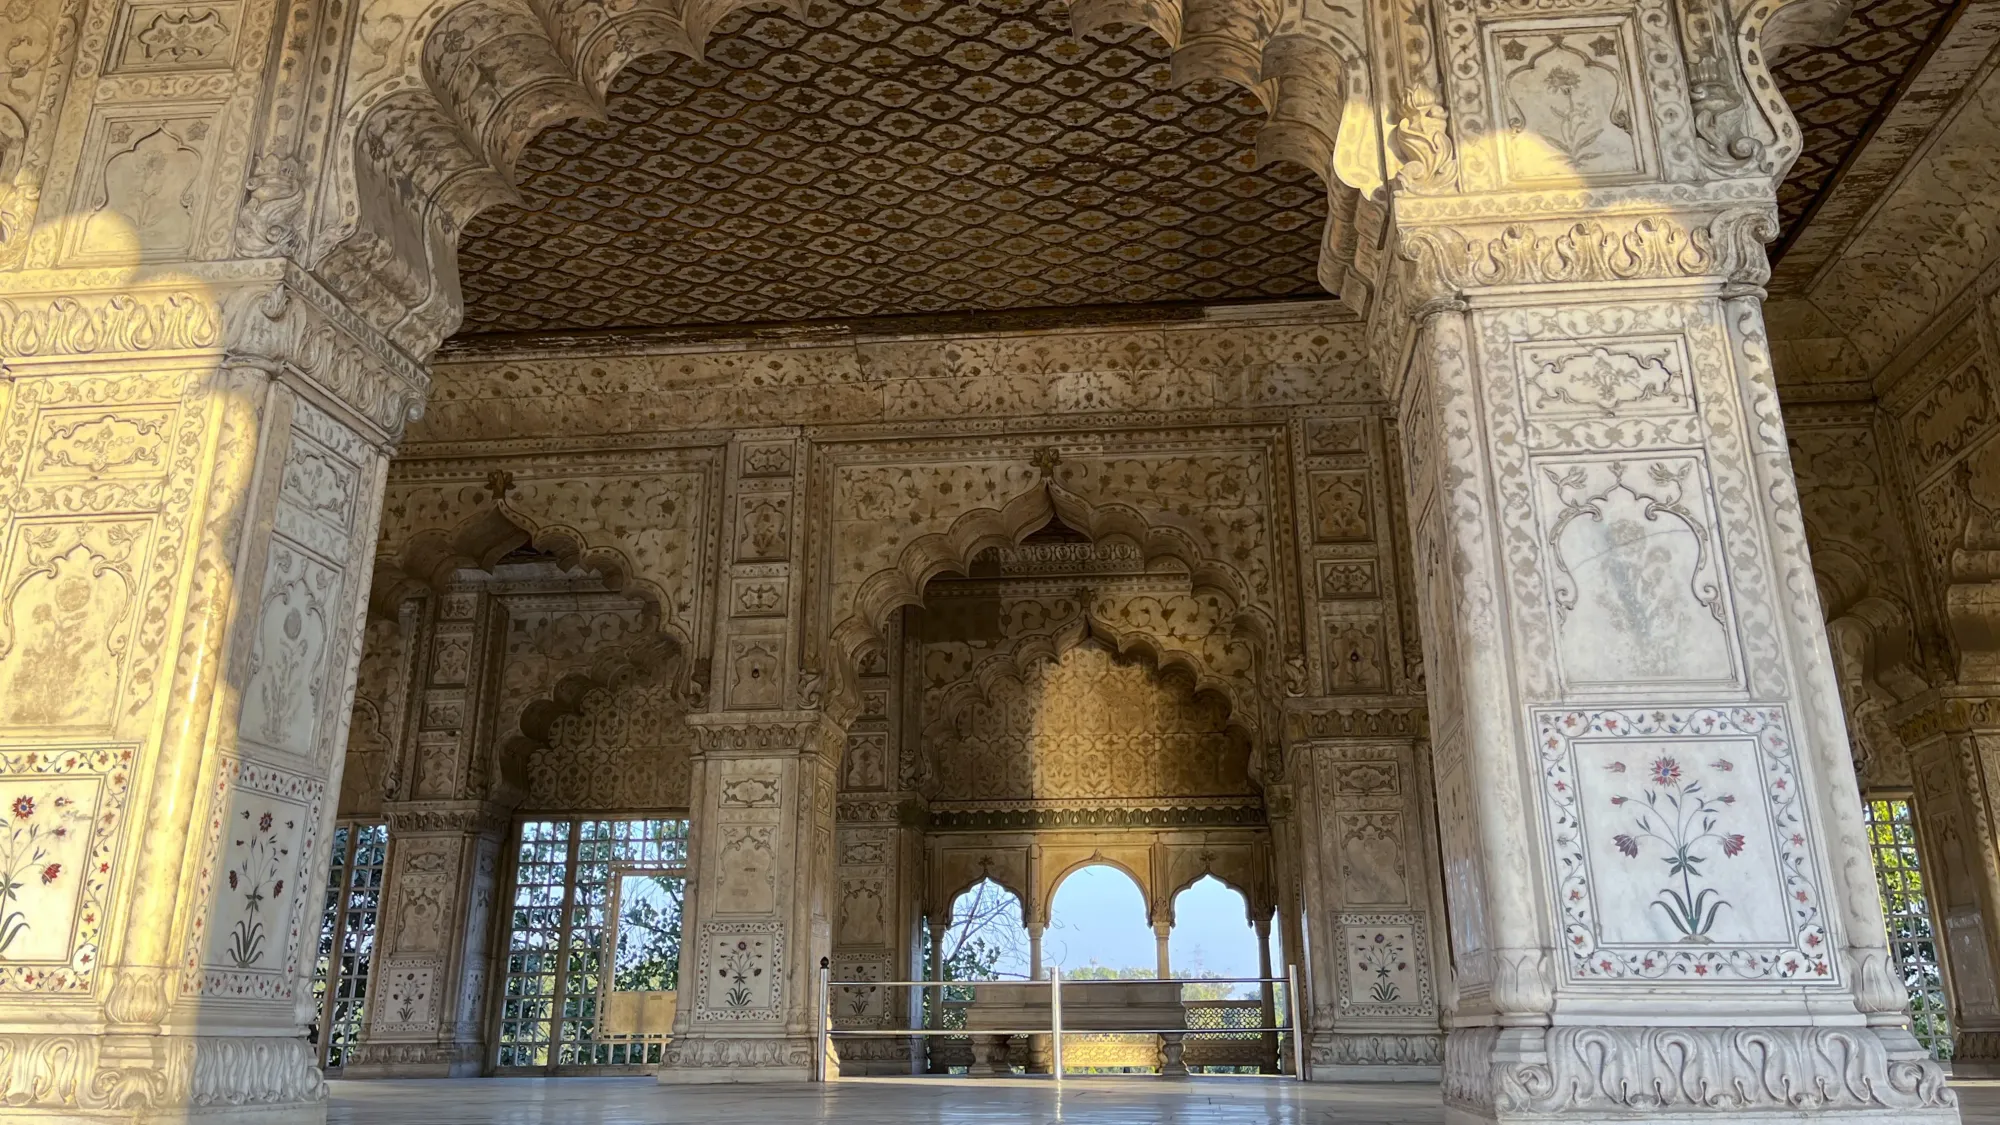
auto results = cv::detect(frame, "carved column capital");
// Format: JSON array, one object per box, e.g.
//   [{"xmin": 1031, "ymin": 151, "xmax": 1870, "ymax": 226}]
[
  {"xmin": 684, "ymin": 709, "xmax": 848, "ymax": 761},
  {"xmin": 1893, "ymin": 690, "xmax": 2000, "ymax": 746},
  {"xmin": 0, "ymin": 261, "xmax": 428, "ymax": 444},
  {"xmin": 380, "ymin": 798, "xmax": 513, "ymax": 837}
]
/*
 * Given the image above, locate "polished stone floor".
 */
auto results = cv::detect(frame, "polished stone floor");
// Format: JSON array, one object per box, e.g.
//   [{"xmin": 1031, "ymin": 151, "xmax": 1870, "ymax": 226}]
[{"xmin": 329, "ymin": 1075, "xmax": 2000, "ymax": 1124}]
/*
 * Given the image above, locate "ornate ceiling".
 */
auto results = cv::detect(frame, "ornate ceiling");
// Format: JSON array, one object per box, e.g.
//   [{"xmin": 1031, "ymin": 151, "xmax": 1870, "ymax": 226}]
[
  {"xmin": 1771, "ymin": 0, "xmax": 1962, "ymax": 243},
  {"xmin": 454, "ymin": 0, "xmax": 1325, "ymax": 334},
  {"xmin": 451, "ymin": 0, "xmax": 1962, "ymax": 337}
]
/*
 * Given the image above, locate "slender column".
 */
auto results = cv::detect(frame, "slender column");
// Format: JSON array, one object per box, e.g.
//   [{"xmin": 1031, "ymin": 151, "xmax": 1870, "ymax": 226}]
[
  {"xmin": 1154, "ymin": 922, "xmax": 1172, "ymax": 979},
  {"xmin": 1026, "ymin": 922, "xmax": 1046, "ymax": 981},
  {"xmin": 1900, "ymin": 696, "xmax": 2000, "ymax": 1073},
  {"xmin": 1255, "ymin": 916, "xmax": 1278, "ymax": 1074},
  {"xmin": 928, "ymin": 920, "xmax": 948, "ymax": 997},
  {"xmin": 662, "ymin": 432, "xmax": 843, "ymax": 1081}
]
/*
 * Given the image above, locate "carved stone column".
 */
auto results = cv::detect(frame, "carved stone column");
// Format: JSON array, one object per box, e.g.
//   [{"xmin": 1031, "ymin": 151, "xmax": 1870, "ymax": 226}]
[
  {"xmin": 1285, "ymin": 730, "xmax": 1444, "ymax": 1079},
  {"xmin": 346, "ymin": 802, "xmax": 506, "ymax": 1077},
  {"xmin": 0, "ymin": 0, "xmax": 441, "ymax": 1112},
  {"xmin": 663, "ymin": 712, "xmax": 840, "ymax": 1080},
  {"xmin": 661, "ymin": 431, "xmax": 842, "ymax": 1080},
  {"xmin": 1379, "ymin": 0, "xmax": 1956, "ymax": 1111},
  {"xmin": 1900, "ymin": 695, "xmax": 2000, "ymax": 1074},
  {"xmin": 343, "ymin": 581, "xmax": 515, "ymax": 1076}
]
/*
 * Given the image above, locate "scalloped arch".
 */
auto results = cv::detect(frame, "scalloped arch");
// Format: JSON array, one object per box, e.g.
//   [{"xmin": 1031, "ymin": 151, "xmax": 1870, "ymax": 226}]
[
  {"xmin": 939, "ymin": 874, "xmax": 1032, "ymax": 930},
  {"xmin": 1043, "ymin": 856, "xmax": 1156, "ymax": 926},
  {"xmin": 373, "ymin": 494, "xmax": 690, "ymax": 656},
  {"xmin": 920, "ymin": 604, "xmax": 1262, "ymax": 753},
  {"xmin": 1162, "ymin": 868, "xmax": 1261, "ymax": 928},
  {"xmin": 828, "ymin": 480, "xmax": 1279, "ymax": 732},
  {"xmin": 495, "ymin": 635, "xmax": 684, "ymax": 798}
]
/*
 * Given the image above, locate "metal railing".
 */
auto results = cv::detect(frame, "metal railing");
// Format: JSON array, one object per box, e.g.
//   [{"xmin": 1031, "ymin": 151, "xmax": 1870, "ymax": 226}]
[{"xmin": 812, "ymin": 962, "xmax": 1306, "ymax": 1082}]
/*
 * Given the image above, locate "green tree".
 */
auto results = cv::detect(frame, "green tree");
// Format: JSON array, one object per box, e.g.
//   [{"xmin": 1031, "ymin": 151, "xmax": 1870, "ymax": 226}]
[{"xmin": 612, "ymin": 873, "xmax": 683, "ymax": 992}]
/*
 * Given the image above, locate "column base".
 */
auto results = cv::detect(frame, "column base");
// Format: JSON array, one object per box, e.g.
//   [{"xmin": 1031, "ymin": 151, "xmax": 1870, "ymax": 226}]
[
  {"xmin": 0, "ymin": 1031, "xmax": 326, "ymax": 1122},
  {"xmin": 1444, "ymin": 1025, "xmax": 1958, "ymax": 1124},
  {"xmin": 1309, "ymin": 1031, "xmax": 1444, "ymax": 1082},
  {"xmin": 656, "ymin": 1033, "xmax": 815, "ymax": 1082},
  {"xmin": 828, "ymin": 1034, "xmax": 922, "ymax": 1076},
  {"xmin": 1952, "ymin": 1029, "xmax": 2000, "ymax": 1077},
  {"xmin": 340, "ymin": 1040, "xmax": 484, "ymax": 1078}
]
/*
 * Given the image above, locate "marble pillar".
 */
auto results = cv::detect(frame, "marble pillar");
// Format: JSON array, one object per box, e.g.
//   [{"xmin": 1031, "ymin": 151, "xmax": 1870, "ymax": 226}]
[
  {"xmin": 1385, "ymin": 54, "xmax": 1957, "ymax": 1118},
  {"xmin": 0, "ymin": 163, "xmax": 422, "ymax": 1125},
  {"xmin": 661, "ymin": 433, "xmax": 839, "ymax": 1080},
  {"xmin": 0, "ymin": 4, "xmax": 432, "ymax": 1117}
]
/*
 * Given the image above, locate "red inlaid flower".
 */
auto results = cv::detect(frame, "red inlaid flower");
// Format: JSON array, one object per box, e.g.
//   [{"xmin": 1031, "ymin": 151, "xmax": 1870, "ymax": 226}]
[
  {"xmin": 40, "ymin": 863, "xmax": 61, "ymax": 885},
  {"xmin": 11, "ymin": 795, "xmax": 34, "ymax": 820},
  {"xmin": 1721, "ymin": 834, "xmax": 1746, "ymax": 857},
  {"xmin": 1650, "ymin": 757, "xmax": 1681, "ymax": 785}
]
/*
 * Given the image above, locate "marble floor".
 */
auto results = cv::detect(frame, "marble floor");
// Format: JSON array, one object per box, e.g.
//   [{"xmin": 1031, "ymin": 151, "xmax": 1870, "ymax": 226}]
[{"xmin": 328, "ymin": 1075, "xmax": 2000, "ymax": 1124}]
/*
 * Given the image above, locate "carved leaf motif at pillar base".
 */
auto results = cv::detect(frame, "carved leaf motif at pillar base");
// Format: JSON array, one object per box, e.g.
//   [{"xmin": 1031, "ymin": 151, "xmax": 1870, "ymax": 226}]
[
  {"xmin": 1956, "ymin": 1030, "xmax": 2000, "ymax": 1064},
  {"xmin": 0, "ymin": 1032, "xmax": 324, "ymax": 1110},
  {"xmin": 1480, "ymin": 1026, "xmax": 1953, "ymax": 1115},
  {"xmin": 1310, "ymin": 1032, "xmax": 1445, "ymax": 1067},
  {"xmin": 341, "ymin": 1042, "xmax": 484, "ymax": 1069},
  {"xmin": 659, "ymin": 1035, "xmax": 815, "ymax": 1070}
]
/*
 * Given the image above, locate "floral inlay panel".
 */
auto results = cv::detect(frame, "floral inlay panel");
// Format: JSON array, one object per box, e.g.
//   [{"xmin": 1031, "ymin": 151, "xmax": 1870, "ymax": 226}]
[
  {"xmin": 1334, "ymin": 913, "xmax": 1435, "ymax": 1019},
  {"xmin": 1537, "ymin": 708, "xmax": 1831, "ymax": 982},
  {"xmin": 0, "ymin": 745, "xmax": 133, "ymax": 992},
  {"xmin": 185, "ymin": 758, "xmax": 326, "ymax": 998},
  {"xmin": 692, "ymin": 919, "xmax": 784, "ymax": 1022}
]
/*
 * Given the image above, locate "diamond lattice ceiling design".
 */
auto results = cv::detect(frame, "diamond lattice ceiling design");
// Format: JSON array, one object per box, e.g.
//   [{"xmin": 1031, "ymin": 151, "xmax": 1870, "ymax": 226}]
[
  {"xmin": 455, "ymin": 0, "xmax": 1327, "ymax": 334},
  {"xmin": 1772, "ymin": 0, "xmax": 1961, "ymax": 239},
  {"xmin": 451, "ymin": 0, "xmax": 1962, "ymax": 336}
]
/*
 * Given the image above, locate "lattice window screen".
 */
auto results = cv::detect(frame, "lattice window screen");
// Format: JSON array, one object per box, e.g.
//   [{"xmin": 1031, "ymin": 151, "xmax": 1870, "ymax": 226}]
[
  {"xmin": 495, "ymin": 818, "xmax": 689, "ymax": 1071},
  {"xmin": 1865, "ymin": 797, "xmax": 1953, "ymax": 1060},
  {"xmin": 312, "ymin": 821, "xmax": 388, "ymax": 1071}
]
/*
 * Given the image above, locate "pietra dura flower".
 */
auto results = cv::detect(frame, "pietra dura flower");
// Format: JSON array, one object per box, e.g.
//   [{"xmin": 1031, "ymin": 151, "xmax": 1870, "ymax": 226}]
[
  {"xmin": 1606, "ymin": 756, "xmax": 1748, "ymax": 941},
  {"xmin": 227, "ymin": 808, "xmax": 295, "ymax": 968},
  {"xmin": 0, "ymin": 790, "xmax": 90, "ymax": 956}
]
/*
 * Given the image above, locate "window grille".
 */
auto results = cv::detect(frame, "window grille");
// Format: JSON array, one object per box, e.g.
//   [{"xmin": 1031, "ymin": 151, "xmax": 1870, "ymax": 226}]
[
  {"xmin": 312, "ymin": 821, "xmax": 388, "ymax": 1071},
  {"xmin": 493, "ymin": 818, "xmax": 689, "ymax": 1071}
]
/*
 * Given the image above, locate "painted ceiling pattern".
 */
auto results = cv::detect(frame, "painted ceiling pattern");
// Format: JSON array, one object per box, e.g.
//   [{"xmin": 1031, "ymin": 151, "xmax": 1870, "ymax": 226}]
[
  {"xmin": 452, "ymin": 0, "xmax": 1957, "ymax": 335},
  {"xmin": 1771, "ymin": 0, "xmax": 1961, "ymax": 239},
  {"xmin": 455, "ymin": 0, "xmax": 1325, "ymax": 333}
]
